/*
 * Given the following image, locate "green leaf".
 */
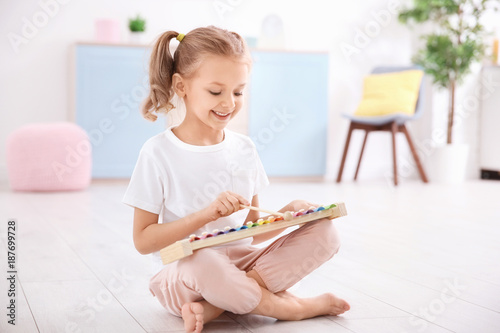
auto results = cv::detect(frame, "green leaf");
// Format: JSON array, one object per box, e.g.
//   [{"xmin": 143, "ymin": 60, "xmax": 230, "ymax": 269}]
[
  {"xmin": 398, "ymin": 0, "xmax": 499, "ymax": 143},
  {"xmin": 129, "ymin": 15, "xmax": 146, "ymax": 32}
]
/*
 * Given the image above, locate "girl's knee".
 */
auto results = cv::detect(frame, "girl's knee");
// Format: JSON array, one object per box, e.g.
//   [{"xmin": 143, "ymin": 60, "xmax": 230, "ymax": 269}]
[
  {"xmin": 178, "ymin": 250, "xmax": 262, "ymax": 314},
  {"xmin": 176, "ymin": 248, "xmax": 224, "ymax": 280},
  {"xmin": 309, "ymin": 219, "xmax": 341, "ymax": 259}
]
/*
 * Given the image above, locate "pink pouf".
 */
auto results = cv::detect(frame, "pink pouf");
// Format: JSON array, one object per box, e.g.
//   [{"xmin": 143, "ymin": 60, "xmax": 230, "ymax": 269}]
[{"xmin": 6, "ymin": 122, "xmax": 92, "ymax": 192}]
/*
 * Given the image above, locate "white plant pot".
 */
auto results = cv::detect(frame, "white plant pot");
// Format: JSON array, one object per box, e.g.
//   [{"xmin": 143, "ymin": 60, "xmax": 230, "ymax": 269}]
[
  {"xmin": 129, "ymin": 32, "xmax": 144, "ymax": 44},
  {"xmin": 427, "ymin": 144, "xmax": 469, "ymax": 184}
]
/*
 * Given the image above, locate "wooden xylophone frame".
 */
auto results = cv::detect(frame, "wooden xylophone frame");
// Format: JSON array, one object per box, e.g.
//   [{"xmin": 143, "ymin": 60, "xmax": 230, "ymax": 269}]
[{"xmin": 160, "ymin": 202, "xmax": 347, "ymax": 265}]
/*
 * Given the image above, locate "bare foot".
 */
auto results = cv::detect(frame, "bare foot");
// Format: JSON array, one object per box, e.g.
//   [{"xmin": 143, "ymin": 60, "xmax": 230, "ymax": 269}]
[
  {"xmin": 322, "ymin": 293, "xmax": 350, "ymax": 316},
  {"xmin": 276, "ymin": 291, "xmax": 349, "ymax": 316},
  {"xmin": 293, "ymin": 293, "xmax": 350, "ymax": 320},
  {"xmin": 181, "ymin": 302, "xmax": 204, "ymax": 333},
  {"xmin": 251, "ymin": 286, "xmax": 350, "ymax": 321}
]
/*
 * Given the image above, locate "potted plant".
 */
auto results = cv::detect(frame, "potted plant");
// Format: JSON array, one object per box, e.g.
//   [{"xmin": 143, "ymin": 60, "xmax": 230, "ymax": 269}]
[
  {"xmin": 128, "ymin": 14, "xmax": 146, "ymax": 44},
  {"xmin": 399, "ymin": 0, "xmax": 498, "ymax": 183}
]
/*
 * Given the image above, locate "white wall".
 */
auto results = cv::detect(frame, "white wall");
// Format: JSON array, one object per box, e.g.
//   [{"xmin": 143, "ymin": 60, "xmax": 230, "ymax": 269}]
[{"xmin": 0, "ymin": 0, "xmax": 489, "ymax": 186}]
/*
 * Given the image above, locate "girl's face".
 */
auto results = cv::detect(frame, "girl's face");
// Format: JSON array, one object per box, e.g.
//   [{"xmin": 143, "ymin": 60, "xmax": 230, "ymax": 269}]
[{"xmin": 181, "ymin": 55, "xmax": 249, "ymax": 131}]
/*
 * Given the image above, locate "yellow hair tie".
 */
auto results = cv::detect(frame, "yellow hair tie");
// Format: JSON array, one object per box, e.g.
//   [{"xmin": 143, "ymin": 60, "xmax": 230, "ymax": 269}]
[{"xmin": 176, "ymin": 33, "xmax": 185, "ymax": 42}]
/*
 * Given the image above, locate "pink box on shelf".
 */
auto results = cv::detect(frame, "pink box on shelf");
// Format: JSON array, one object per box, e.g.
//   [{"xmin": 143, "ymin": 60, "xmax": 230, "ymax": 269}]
[{"xmin": 95, "ymin": 19, "xmax": 121, "ymax": 43}]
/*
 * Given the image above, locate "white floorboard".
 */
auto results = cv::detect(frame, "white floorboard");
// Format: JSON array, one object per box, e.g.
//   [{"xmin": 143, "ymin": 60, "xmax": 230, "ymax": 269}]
[{"xmin": 0, "ymin": 179, "xmax": 499, "ymax": 332}]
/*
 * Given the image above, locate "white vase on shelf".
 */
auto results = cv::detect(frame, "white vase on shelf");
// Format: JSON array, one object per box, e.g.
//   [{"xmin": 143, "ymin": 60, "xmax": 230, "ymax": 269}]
[{"xmin": 129, "ymin": 31, "xmax": 144, "ymax": 44}]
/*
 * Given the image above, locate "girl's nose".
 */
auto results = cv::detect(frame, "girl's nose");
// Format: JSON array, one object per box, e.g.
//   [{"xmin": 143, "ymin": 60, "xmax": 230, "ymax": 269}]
[{"xmin": 221, "ymin": 94, "xmax": 235, "ymax": 109}]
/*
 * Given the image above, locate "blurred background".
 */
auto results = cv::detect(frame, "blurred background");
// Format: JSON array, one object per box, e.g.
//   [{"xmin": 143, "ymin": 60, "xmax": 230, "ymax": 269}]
[{"xmin": 1, "ymin": 0, "xmax": 499, "ymax": 186}]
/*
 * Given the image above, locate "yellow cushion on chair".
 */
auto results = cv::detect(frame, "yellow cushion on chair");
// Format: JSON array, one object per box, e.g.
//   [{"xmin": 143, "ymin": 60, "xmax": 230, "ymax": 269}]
[{"xmin": 354, "ymin": 70, "xmax": 424, "ymax": 117}]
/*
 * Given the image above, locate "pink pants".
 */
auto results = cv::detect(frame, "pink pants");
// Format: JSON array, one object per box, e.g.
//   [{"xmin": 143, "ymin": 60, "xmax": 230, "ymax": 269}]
[{"xmin": 149, "ymin": 219, "xmax": 341, "ymax": 316}]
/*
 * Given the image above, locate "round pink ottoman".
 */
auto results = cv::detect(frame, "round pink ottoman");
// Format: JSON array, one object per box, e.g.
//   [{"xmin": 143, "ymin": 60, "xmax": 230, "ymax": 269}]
[{"xmin": 6, "ymin": 122, "xmax": 92, "ymax": 192}]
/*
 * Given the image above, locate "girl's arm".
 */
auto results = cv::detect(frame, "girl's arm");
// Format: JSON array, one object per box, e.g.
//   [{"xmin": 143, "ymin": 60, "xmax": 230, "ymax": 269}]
[
  {"xmin": 133, "ymin": 207, "xmax": 211, "ymax": 254},
  {"xmin": 133, "ymin": 191, "xmax": 250, "ymax": 254}
]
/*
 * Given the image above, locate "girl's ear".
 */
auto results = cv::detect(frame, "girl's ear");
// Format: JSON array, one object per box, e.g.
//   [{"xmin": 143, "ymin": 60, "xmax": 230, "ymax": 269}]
[{"xmin": 172, "ymin": 73, "xmax": 186, "ymax": 97}]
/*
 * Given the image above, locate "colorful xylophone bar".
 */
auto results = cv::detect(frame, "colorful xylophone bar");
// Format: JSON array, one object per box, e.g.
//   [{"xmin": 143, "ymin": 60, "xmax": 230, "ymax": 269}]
[
  {"xmin": 159, "ymin": 203, "xmax": 347, "ymax": 265},
  {"xmin": 187, "ymin": 204, "xmax": 337, "ymax": 242}
]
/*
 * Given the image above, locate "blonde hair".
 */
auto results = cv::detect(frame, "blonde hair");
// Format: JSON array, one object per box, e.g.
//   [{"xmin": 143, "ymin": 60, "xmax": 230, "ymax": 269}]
[{"xmin": 142, "ymin": 26, "xmax": 251, "ymax": 121}]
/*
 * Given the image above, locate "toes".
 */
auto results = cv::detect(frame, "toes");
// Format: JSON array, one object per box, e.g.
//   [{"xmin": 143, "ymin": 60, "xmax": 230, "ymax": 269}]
[
  {"xmin": 337, "ymin": 298, "xmax": 350, "ymax": 312},
  {"xmin": 182, "ymin": 302, "xmax": 205, "ymax": 333},
  {"xmin": 327, "ymin": 294, "xmax": 350, "ymax": 315},
  {"xmin": 190, "ymin": 303, "xmax": 204, "ymax": 324},
  {"xmin": 195, "ymin": 321, "xmax": 203, "ymax": 333},
  {"xmin": 195, "ymin": 313, "xmax": 204, "ymax": 323},
  {"xmin": 343, "ymin": 301, "xmax": 351, "ymax": 311}
]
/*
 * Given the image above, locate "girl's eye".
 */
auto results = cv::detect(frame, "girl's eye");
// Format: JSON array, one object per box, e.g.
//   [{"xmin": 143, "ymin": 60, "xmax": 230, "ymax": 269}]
[
  {"xmin": 209, "ymin": 91, "xmax": 221, "ymax": 96},
  {"xmin": 234, "ymin": 92, "xmax": 243, "ymax": 96}
]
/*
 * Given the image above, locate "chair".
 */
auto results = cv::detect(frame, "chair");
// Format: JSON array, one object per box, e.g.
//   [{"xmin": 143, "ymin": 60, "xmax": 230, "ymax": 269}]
[{"xmin": 336, "ymin": 66, "xmax": 428, "ymax": 186}]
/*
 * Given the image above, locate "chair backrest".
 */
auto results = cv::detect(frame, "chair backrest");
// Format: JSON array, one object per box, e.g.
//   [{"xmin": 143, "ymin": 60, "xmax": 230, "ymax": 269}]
[{"xmin": 371, "ymin": 65, "xmax": 424, "ymax": 120}]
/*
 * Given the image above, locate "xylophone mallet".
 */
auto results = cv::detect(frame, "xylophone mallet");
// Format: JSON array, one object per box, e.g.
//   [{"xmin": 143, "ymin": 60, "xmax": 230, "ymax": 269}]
[{"xmin": 239, "ymin": 205, "xmax": 293, "ymax": 220}]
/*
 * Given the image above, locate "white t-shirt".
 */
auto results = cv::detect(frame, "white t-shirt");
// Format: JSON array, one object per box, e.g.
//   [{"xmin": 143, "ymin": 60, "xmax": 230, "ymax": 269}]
[{"xmin": 123, "ymin": 126, "xmax": 269, "ymax": 272}]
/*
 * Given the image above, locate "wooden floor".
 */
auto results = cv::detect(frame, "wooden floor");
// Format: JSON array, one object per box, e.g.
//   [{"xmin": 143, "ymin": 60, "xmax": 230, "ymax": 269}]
[{"xmin": 0, "ymin": 179, "xmax": 499, "ymax": 332}]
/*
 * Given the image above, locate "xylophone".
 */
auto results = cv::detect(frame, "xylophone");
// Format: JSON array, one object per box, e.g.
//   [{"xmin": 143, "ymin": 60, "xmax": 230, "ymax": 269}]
[{"xmin": 160, "ymin": 202, "xmax": 347, "ymax": 265}]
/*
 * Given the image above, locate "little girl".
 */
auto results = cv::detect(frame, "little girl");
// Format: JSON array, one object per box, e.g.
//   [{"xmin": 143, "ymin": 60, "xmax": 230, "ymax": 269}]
[{"xmin": 123, "ymin": 26, "xmax": 350, "ymax": 333}]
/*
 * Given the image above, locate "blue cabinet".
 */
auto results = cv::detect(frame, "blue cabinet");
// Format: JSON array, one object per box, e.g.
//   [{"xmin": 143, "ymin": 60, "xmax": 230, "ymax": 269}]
[
  {"xmin": 75, "ymin": 44, "xmax": 165, "ymax": 178},
  {"xmin": 75, "ymin": 45, "xmax": 328, "ymax": 178},
  {"xmin": 248, "ymin": 51, "xmax": 328, "ymax": 177}
]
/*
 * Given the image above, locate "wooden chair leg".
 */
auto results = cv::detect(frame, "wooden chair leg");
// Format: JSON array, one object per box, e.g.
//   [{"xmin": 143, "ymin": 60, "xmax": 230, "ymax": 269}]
[
  {"xmin": 401, "ymin": 124, "xmax": 429, "ymax": 183},
  {"xmin": 354, "ymin": 130, "xmax": 369, "ymax": 181},
  {"xmin": 391, "ymin": 121, "xmax": 398, "ymax": 186},
  {"xmin": 336, "ymin": 123, "xmax": 354, "ymax": 183}
]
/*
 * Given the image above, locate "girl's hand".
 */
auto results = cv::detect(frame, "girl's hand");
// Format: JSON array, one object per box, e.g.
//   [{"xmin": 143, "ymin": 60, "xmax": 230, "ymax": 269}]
[
  {"xmin": 204, "ymin": 191, "xmax": 251, "ymax": 222},
  {"xmin": 285, "ymin": 199, "xmax": 318, "ymax": 212},
  {"xmin": 284, "ymin": 199, "xmax": 320, "ymax": 228}
]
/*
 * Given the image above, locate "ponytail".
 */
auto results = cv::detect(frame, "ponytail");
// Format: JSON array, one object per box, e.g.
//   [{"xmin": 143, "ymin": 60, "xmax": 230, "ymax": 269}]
[{"xmin": 142, "ymin": 31, "xmax": 180, "ymax": 121}]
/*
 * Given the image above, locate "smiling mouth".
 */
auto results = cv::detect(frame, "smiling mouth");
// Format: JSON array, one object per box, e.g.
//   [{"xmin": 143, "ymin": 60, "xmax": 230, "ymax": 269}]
[{"xmin": 212, "ymin": 110, "xmax": 232, "ymax": 118}]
